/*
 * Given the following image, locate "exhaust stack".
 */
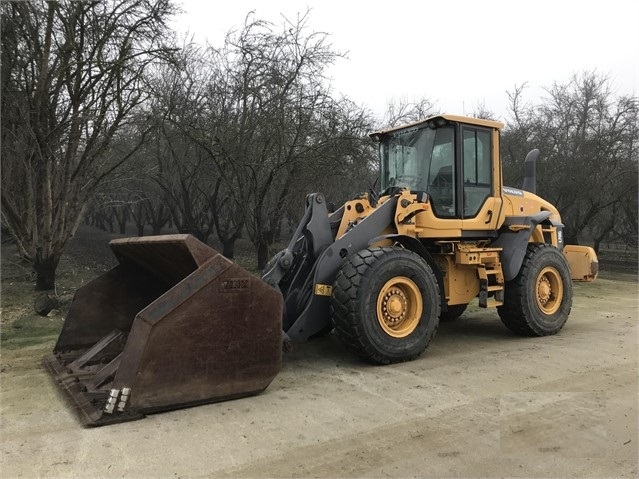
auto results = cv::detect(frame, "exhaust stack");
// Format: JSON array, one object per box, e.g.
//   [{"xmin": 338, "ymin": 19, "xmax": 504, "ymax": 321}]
[{"xmin": 522, "ymin": 148, "xmax": 539, "ymax": 194}]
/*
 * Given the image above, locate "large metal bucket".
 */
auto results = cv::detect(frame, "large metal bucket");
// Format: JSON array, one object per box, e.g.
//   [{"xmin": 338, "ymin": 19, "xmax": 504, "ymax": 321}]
[{"xmin": 44, "ymin": 235, "xmax": 283, "ymax": 427}]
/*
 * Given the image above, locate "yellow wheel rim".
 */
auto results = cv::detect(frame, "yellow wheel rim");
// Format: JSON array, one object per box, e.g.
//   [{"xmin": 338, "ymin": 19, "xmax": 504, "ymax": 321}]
[
  {"xmin": 376, "ymin": 276, "xmax": 422, "ymax": 338},
  {"xmin": 536, "ymin": 266, "xmax": 563, "ymax": 315}
]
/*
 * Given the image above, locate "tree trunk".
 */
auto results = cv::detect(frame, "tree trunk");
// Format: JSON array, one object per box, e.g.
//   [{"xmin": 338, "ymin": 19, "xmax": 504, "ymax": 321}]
[
  {"xmin": 257, "ymin": 240, "xmax": 269, "ymax": 270},
  {"xmin": 131, "ymin": 205, "xmax": 146, "ymax": 236},
  {"xmin": 182, "ymin": 227, "xmax": 205, "ymax": 242},
  {"xmin": 148, "ymin": 203, "xmax": 168, "ymax": 235},
  {"xmin": 222, "ymin": 239, "xmax": 236, "ymax": 259},
  {"xmin": 593, "ymin": 237, "xmax": 602, "ymax": 255},
  {"xmin": 113, "ymin": 205, "xmax": 129, "ymax": 234},
  {"xmin": 592, "ymin": 229, "xmax": 610, "ymax": 255},
  {"xmin": 34, "ymin": 251, "xmax": 61, "ymax": 290}
]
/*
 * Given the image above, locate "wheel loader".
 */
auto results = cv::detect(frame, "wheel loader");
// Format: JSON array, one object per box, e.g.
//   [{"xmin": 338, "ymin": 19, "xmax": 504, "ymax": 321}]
[{"xmin": 44, "ymin": 114, "xmax": 598, "ymax": 426}]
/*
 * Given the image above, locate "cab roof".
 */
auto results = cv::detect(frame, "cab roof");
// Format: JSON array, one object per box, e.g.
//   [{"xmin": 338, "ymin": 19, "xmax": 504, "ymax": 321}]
[{"xmin": 369, "ymin": 114, "xmax": 504, "ymax": 139}]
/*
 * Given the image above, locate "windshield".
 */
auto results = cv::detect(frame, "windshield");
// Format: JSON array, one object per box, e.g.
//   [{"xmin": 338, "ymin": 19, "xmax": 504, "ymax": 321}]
[{"xmin": 379, "ymin": 125, "xmax": 455, "ymax": 192}]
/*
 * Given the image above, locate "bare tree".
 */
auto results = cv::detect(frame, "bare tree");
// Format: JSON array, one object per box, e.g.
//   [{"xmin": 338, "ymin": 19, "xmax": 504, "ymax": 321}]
[
  {"xmin": 380, "ymin": 98, "xmax": 438, "ymax": 128},
  {"xmin": 112, "ymin": 203, "xmax": 130, "ymax": 234},
  {"xmin": 286, "ymin": 96, "xmax": 378, "ymax": 217},
  {"xmin": 500, "ymin": 83, "xmax": 537, "ymax": 187},
  {"xmin": 130, "ymin": 43, "xmax": 224, "ymax": 246},
  {"xmin": 502, "ymin": 72, "xmax": 638, "ymax": 247},
  {"xmin": 208, "ymin": 14, "xmax": 381, "ymax": 268},
  {"xmin": 1, "ymin": 0, "xmax": 177, "ymax": 289}
]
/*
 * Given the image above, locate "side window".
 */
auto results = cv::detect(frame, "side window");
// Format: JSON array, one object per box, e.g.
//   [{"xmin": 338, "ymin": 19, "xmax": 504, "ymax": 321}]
[
  {"xmin": 462, "ymin": 128, "xmax": 492, "ymax": 217},
  {"xmin": 427, "ymin": 127, "xmax": 455, "ymax": 217}
]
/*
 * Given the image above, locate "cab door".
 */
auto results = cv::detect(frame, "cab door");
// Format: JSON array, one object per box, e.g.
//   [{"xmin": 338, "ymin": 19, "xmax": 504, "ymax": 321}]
[{"xmin": 460, "ymin": 126, "xmax": 502, "ymax": 233}]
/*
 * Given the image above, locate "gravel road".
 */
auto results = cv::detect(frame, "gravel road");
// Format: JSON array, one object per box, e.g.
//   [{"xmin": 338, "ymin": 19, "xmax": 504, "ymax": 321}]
[{"xmin": 1, "ymin": 274, "xmax": 637, "ymax": 478}]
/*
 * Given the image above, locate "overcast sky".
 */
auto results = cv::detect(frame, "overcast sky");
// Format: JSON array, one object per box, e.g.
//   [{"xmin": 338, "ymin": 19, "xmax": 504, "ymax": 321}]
[{"xmin": 171, "ymin": 0, "xmax": 638, "ymax": 122}]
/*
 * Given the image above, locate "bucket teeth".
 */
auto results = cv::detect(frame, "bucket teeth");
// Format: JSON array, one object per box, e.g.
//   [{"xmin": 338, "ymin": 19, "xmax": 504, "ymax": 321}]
[{"xmin": 104, "ymin": 389, "xmax": 120, "ymax": 414}]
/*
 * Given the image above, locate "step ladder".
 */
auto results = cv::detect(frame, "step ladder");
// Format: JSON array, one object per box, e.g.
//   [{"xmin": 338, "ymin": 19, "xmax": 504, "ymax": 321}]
[
  {"xmin": 455, "ymin": 245, "xmax": 504, "ymax": 308},
  {"xmin": 477, "ymin": 262, "xmax": 504, "ymax": 308}
]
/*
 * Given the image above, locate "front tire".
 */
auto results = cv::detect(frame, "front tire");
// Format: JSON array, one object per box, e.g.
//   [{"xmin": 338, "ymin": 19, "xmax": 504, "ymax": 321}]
[
  {"xmin": 330, "ymin": 247, "xmax": 441, "ymax": 364},
  {"xmin": 497, "ymin": 243, "xmax": 573, "ymax": 336}
]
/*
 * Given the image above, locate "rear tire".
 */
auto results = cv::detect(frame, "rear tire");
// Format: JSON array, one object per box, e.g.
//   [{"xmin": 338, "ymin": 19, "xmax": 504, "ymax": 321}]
[
  {"xmin": 497, "ymin": 243, "xmax": 573, "ymax": 336},
  {"xmin": 330, "ymin": 247, "xmax": 441, "ymax": 365}
]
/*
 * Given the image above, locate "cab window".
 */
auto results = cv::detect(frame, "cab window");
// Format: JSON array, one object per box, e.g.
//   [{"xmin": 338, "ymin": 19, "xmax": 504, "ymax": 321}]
[
  {"xmin": 427, "ymin": 127, "xmax": 455, "ymax": 217},
  {"xmin": 462, "ymin": 128, "xmax": 492, "ymax": 217}
]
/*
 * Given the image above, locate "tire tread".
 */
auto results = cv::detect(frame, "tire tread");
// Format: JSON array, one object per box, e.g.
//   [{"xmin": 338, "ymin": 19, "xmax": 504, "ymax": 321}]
[
  {"xmin": 497, "ymin": 243, "xmax": 572, "ymax": 336},
  {"xmin": 330, "ymin": 247, "xmax": 439, "ymax": 364}
]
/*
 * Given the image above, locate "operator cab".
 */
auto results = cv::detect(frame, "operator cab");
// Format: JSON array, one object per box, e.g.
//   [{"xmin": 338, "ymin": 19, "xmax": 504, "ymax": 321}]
[{"xmin": 371, "ymin": 114, "xmax": 503, "ymax": 222}]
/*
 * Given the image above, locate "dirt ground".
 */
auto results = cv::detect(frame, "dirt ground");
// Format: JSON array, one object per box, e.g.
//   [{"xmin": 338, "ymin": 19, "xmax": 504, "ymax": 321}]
[{"xmin": 1, "ymin": 227, "xmax": 638, "ymax": 478}]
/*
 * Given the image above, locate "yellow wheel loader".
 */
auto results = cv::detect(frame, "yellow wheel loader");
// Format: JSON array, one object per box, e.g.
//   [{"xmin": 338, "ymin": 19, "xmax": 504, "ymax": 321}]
[{"xmin": 45, "ymin": 114, "xmax": 598, "ymax": 426}]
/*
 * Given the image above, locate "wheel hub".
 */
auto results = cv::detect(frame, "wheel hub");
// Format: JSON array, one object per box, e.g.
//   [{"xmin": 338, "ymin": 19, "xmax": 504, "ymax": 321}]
[
  {"xmin": 538, "ymin": 277, "xmax": 551, "ymax": 304},
  {"xmin": 383, "ymin": 291, "xmax": 407, "ymax": 323},
  {"xmin": 536, "ymin": 266, "xmax": 564, "ymax": 315},
  {"xmin": 376, "ymin": 276, "xmax": 422, "ymax": 338}
]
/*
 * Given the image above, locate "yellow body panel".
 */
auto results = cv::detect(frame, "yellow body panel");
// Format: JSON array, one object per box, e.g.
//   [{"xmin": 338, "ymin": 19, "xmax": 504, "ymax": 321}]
[
  {"xmin": 500, "ymin": 190, "xmax": 563, "ymax": 248},
  {"xmin": 462, "ymin": 196, "xmax": 503, "ymax": 231},
  {"xmin": 413, "ymin": 208, "xmax": 462, "ymax": 238},
  {"xmin": 370, "ymin": 114, "xmax": 504, "ymax": 137},
  {"xmin": 334, "ymin": 194, "xmax": 376, "ymax": 238},
  {"xmin": 563, "ymin": 245, "xmax": 599, "ymax": 281},
  {"xmin": 435, "ymin": 255, "xmax": 480, "ymax": 305},
  {"xmin": 501, "ymin": 190, "xmax": 561, "ymax": 222}
]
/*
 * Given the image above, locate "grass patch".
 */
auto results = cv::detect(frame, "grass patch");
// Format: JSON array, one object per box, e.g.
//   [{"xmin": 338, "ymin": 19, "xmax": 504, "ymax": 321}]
[{"xmin": 1, "ymin": 314, "xmax": 64, "ymax": 349}]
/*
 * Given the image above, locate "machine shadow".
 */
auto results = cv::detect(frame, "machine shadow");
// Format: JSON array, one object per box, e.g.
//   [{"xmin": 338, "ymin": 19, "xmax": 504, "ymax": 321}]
[{"xmin": 282, "ymin": 311, "xmax": 519, "ymax": 371}]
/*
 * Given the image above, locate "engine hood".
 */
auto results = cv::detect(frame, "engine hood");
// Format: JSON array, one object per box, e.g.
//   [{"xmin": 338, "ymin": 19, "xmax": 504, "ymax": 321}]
[{"xmin": 501, "ymin": 186, "xmax": 562, "ymax": 223}]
